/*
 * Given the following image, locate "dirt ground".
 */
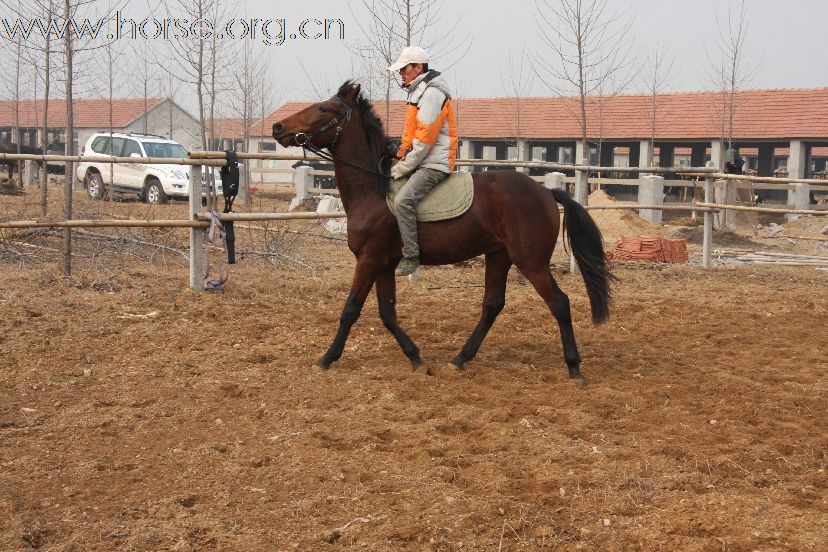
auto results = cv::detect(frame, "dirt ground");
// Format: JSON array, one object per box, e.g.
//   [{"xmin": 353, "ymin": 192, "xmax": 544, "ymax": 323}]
[{"xmin": 1, "ymin": 188, "xmax": 827, "ymax": 551}]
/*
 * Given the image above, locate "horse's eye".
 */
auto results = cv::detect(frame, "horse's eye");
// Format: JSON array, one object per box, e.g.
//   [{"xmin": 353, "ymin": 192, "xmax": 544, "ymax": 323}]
[{"xmin": 319, "ymin": 107, "xmax": 328, "ymax": 113}]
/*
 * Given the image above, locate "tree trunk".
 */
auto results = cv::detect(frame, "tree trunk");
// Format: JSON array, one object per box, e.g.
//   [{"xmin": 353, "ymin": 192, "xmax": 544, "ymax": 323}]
[
  {"xmin": 63, "ymin": 0, "xmax": 74, "ymax": 275},
  {"xmin": 40, "ymin": 16, "xmax": 51, "ymax": 217}
]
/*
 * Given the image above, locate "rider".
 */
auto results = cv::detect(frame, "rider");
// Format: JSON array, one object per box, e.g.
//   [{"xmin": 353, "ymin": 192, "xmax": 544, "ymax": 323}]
[{"xmin": 387, "ymin": 46, "xmax": 458, "ymax": 276}]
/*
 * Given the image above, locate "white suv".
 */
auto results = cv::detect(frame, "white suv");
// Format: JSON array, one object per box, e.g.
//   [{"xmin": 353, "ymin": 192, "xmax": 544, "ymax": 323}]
[{"xmin": 76, "ymin": 132, "xmax": 219, "ymax": 204}]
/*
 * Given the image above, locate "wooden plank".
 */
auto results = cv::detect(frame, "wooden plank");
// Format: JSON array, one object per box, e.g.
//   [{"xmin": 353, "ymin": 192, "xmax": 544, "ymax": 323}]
[
  {"xmin": 696, "ymin": 202, "xmax": 828, "ymax": 216},
  {"xmin": 249, "ymin": 167, "xmax": 294, "ymax": 174},
  {"xmin": 308, "ymin": 187, "xmax": 340, "ymax": 195},
  {"xmin": 0, "ymin": 152, "xmax": 225, "ymax": 166},
  {"xmin": 0, "ymin": 211, "xmax": 349, "ymax": 229}
]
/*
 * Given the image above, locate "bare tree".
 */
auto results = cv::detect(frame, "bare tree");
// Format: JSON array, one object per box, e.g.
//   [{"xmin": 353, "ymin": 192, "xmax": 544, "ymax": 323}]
[
  {"xmin": 641, "ymin": 43, "xmax": 675, "ymax": 169},
  {"xmin": 62, "ymin": 0, "xmax": 75, "ymax": 274},
  {"xmin": 103, "ymin": 30, "xmax": 128, "ymax": 199},
  {"xmin": 229, "ymin": 39, "xmax": 274, "ymax": 211},
  {"xmin": 164, "ymin": 2, "xmax": 212, "ymax": 143},
  {"xmin": 347, "ymin": 0, "xmax": 472, "ymax": 123},
  {"xmin": 705, "ymin": 0, "xmax": 756, "ymax": 166},
  {"xmin": 164, "ymin": 0, "xmax": 208, "ymax": 200},
  {"xmin": 39, "ymin": 0, "xmax": 55, "ymax": 216},
  {"xmin": 133, "ymin": 41, "xmax": 157, "ymax": 136},
  {"xmin": 499, "ymin": 46, "xmax": 535, "ymax": 151},
  {"xmin": 498, "ymin": 46, "xmax": 535, "ymax": 170},
  {"xmin": 533, "ymin": 0, "xmax": 635, "ymax": 154},
  {"xmin": 11, "ymin": 35, "xmax": 25, "ymax": 186}
]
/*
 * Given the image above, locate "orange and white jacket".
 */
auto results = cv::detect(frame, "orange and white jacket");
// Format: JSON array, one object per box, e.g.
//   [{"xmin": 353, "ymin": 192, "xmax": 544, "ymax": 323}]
[{"xmin": 395, "ymin": 70, "xmax": 458, "ymax": 175}]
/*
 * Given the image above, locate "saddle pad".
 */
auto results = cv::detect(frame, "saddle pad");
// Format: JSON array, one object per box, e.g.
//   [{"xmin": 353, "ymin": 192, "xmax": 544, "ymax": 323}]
[{"xmin": 386, "ymin": 171, "xmax": 473, "ymax": 222}]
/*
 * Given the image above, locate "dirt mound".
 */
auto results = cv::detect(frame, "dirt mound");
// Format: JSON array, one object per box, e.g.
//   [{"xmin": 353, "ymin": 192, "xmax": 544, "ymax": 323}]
[
  {"xmin": 667, "ymin": 225, "xmax": 765, "ymax": 248},
  {"xmin": 775, "ymin": 215, "xmax": 828, "ymax": 238},
  {"xmin": 587, "ymin": 189, "xmax": 665, "ymax": 239}
]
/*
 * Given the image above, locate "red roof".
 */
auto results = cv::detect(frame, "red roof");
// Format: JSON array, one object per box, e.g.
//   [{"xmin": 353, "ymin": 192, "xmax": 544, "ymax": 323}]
[
  {"xmin": 263, "ymin": 88, "xmax": 828, "ymax": 141},
  {"xmin": 209, "ymin": 118, "xmax": 246, "ymax": 140},
  {"xmin": 0, "ymin": 98, "xmax": 163, "ymax": 129}
]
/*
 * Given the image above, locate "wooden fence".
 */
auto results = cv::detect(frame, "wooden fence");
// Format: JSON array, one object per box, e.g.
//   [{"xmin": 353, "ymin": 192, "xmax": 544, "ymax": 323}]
[{"xmin": 1, "ymin": 151, "xmax": 826, "ymax": 290}]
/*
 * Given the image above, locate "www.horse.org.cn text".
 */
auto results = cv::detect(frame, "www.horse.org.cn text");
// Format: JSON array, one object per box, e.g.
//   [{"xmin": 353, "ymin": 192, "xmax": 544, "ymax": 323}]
[{"xmin": 0, "ymin": 11, "xmax": 346, "ymax": 47}]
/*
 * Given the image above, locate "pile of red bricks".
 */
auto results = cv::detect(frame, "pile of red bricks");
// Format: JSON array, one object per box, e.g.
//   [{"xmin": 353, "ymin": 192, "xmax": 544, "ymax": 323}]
[{"xmin": 606, "ymin": 236, "xmax": 689, "ymax": 263}]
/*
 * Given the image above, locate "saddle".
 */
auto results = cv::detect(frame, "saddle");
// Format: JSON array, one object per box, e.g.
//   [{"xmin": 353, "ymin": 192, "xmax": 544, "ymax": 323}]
[{"xmin": 386, "ymin": 171, "xmax": 474, "ymax": 222}]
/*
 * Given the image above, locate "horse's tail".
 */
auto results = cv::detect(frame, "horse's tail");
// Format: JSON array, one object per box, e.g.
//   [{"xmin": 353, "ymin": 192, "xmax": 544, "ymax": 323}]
[{"xmin": 550, "ymin": 189, "xmax": 616, "ymax": 325}]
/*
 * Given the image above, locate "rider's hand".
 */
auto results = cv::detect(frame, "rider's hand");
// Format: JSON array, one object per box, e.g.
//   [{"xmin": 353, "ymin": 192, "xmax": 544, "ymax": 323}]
[{"xmin": 390, "ymin": 162, "xmax": 405, "ymax": 180}]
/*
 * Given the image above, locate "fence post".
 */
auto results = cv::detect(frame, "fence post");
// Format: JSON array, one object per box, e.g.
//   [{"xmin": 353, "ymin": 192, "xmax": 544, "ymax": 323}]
[
  {"xmin": 637, "ymin": 175, "xmax": 664, "ymax": 224},
  {"xmin": 787, "ymin": 183, "xmax": 811, "ymax": 221},
  {"xmin": 543, "ymin": 171, "xmax": 566, "ymax": 191},
  {"xmin": 574, "ymin": 164, "xmax": 588, "ymax": 205},
  {"xmin": 713, "ymin": 178, "xmax": 729, "ymax": 229},
  {"xmin": 189, "ymin": 163, "xmax": 204, "ymax": 291},
  {"xmin": 289, "ymin": 165, "xmax": 313, "ymax": 211},
  {"xmin": 703, "ymin": 177, "xmax": 714, "ymax": 268},
  {"xmin": 24, "ymin": 160, "xmax": 37, "ymax": 187},
  {"xmin": 571, "ymin": 162, "xmax": 589, "ymax": 273}
]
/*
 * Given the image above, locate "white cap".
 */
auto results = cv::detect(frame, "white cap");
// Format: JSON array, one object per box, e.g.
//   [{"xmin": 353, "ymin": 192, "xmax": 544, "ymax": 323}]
[{"xmin": 387, "ymin": 46, "xmax": 430, "ymax": 72}]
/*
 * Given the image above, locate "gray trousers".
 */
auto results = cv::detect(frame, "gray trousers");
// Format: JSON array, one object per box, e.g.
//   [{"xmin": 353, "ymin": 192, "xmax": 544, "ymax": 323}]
[{"xmin": 393, "ymin": 167, "xmax": 448, "ymax": 258}]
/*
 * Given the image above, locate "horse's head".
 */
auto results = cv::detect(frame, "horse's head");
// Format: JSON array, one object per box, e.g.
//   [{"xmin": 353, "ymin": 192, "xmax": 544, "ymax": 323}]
[{"xmin": 273, "ymin": 82, "xmax": 361, "ymax": 150}]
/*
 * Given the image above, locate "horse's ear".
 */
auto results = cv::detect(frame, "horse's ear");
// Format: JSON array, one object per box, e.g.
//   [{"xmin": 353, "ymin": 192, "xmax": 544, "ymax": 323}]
[{"xmin": 342, "ymin": 83, "xmax": 361, "ymax": 104}]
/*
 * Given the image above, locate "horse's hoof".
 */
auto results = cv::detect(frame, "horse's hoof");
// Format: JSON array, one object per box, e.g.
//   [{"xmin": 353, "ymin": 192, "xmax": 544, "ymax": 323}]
[
  {"xmin": 413, "ymin": 362, "xmax": 432, "ymax": 376},
  {"xmin": 569, "ymin": 375, "xmax": 588, "ymax": 387},
  {"xmin": 432, "ymin": 363, "xmax": 462, "ymax": 379},
  {"xmin": 450, "ymin": 355, "xmax": 466, "ymax": 369},
  {"xmin": 313, "ymin": 359, "xmax": 330, "ymax": 372}
]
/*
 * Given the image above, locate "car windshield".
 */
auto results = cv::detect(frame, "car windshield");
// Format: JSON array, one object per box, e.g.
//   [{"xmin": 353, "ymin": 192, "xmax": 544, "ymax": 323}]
[{"xmin": 142, "ymin": 142, "xmax": 187, "ymax": 159}]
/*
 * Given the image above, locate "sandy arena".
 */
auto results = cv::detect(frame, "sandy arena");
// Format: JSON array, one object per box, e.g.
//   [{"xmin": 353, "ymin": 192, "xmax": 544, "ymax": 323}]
[{"xmin": 1, "ymin": 187, "xmax": 826, "ymax": 550}]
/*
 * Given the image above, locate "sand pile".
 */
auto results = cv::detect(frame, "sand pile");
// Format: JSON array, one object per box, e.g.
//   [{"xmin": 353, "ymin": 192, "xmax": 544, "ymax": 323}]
[
  {"xmin": 586, "ymin": 189, "xmax": 665, "ymax": 239},
  {"xmin": 775, "ymin": 215, "xmax": 828, "ymax": 238}
]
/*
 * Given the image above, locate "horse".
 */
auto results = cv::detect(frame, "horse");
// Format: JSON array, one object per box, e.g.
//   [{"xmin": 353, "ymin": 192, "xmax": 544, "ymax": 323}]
[
  {"xmin": 0, "ymin": 143, "xmax": 43, "ymax": 182},
  {"xmin": 272, "ymin": 81, "xmax": 615, "ymax": 380}
]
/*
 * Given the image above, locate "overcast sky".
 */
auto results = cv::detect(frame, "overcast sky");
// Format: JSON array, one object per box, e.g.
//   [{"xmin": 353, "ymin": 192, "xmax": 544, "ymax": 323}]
[
  {"xmin": 241, "ymin": 0, "xmax": 828, "ymax": 102},
  {"xmin": 2, "ymin": 0, "xmax": 827, "ymax": 111}
]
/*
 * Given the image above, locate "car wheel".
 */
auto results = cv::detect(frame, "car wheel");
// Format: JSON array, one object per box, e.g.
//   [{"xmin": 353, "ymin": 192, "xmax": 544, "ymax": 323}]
[
  {"xmin": 145, "ymin": 178, "xmax": 167, "ymax": 204},
  {"xmin": 86, "ymin": 173, "xmax": 105, "ymax": 200}
]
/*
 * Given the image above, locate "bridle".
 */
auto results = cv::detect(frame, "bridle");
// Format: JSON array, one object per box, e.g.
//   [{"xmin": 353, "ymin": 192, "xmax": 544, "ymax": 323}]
[
  {"xmin": 289, "ymin": 95, "xmax": 391, "ymax": 179},
  {"xmin": 292, "ymin": 96, "xmax": 352, "ymax": 150}
]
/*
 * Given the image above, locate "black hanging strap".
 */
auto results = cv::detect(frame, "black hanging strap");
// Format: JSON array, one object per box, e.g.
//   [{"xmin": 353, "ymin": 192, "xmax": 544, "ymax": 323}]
[{"xmin": 219, "ymin": 150, "xmax": 239, "ymax": 264}]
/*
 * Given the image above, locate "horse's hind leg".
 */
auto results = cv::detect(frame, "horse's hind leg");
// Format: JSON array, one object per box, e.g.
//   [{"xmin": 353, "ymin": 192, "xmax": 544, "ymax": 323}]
[
  {"xmin": 375, "ymin": 269, "xmax": 424, "ymax": 370},
  {"xmin": 521, "ymin": 266, "xmax": 583, "ymax": 380},
  {"xmin": 452, "ymin": 249, "xmax": 511, "ymax": 368}
]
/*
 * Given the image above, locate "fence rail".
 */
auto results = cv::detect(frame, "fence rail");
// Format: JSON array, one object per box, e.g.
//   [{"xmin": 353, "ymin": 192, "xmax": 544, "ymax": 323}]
[{"xmin": 2, "ymin": 151, "xmax": 827, "ymax": 289}]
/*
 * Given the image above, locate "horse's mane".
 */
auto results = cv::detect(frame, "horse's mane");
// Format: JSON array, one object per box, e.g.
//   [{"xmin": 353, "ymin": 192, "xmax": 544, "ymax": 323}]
[{"xmin": 336, "ymin": 81, "xmax": 393, "ymax": 195}]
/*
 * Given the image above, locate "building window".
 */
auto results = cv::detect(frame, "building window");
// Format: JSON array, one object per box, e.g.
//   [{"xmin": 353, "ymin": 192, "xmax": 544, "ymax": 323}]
[{"xmin": 531, "ymin": 147, "xmax": 546, "ymax": 162}]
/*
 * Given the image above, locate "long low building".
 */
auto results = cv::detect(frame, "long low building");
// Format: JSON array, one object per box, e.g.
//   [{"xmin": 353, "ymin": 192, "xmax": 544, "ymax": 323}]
[
  {"xmin": 0, "ymin": 98, "xmax": 203, "ymax": 153},
  {"xmin": 257, "ymin": 87, "xmax": 828, "ymax": 180}
]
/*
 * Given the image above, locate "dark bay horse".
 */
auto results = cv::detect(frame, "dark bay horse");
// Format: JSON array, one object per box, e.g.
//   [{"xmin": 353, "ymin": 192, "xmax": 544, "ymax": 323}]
[
  {"xmin": 273, "ymin": 81, "xmax": 614, "ymax": 379},
  {"xmin": 0, "ymin": 143, "xmax": 43, "ymax": 181}
]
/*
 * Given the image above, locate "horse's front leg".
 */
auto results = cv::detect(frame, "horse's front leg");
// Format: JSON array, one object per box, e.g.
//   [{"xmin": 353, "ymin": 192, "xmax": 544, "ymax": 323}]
[
  {"xmin": 314, "ymin": 260, "xmax": 378, "ymax": 371},
  {"xmin": 375, "ymin": 268, "xmax": 424, "ymax": 371}
]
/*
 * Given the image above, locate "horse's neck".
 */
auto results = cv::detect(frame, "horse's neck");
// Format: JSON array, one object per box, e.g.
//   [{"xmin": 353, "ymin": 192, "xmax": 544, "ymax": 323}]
[{"xmin": 330, "ymin": 127, "xmax": 384, "ymax": 214}]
